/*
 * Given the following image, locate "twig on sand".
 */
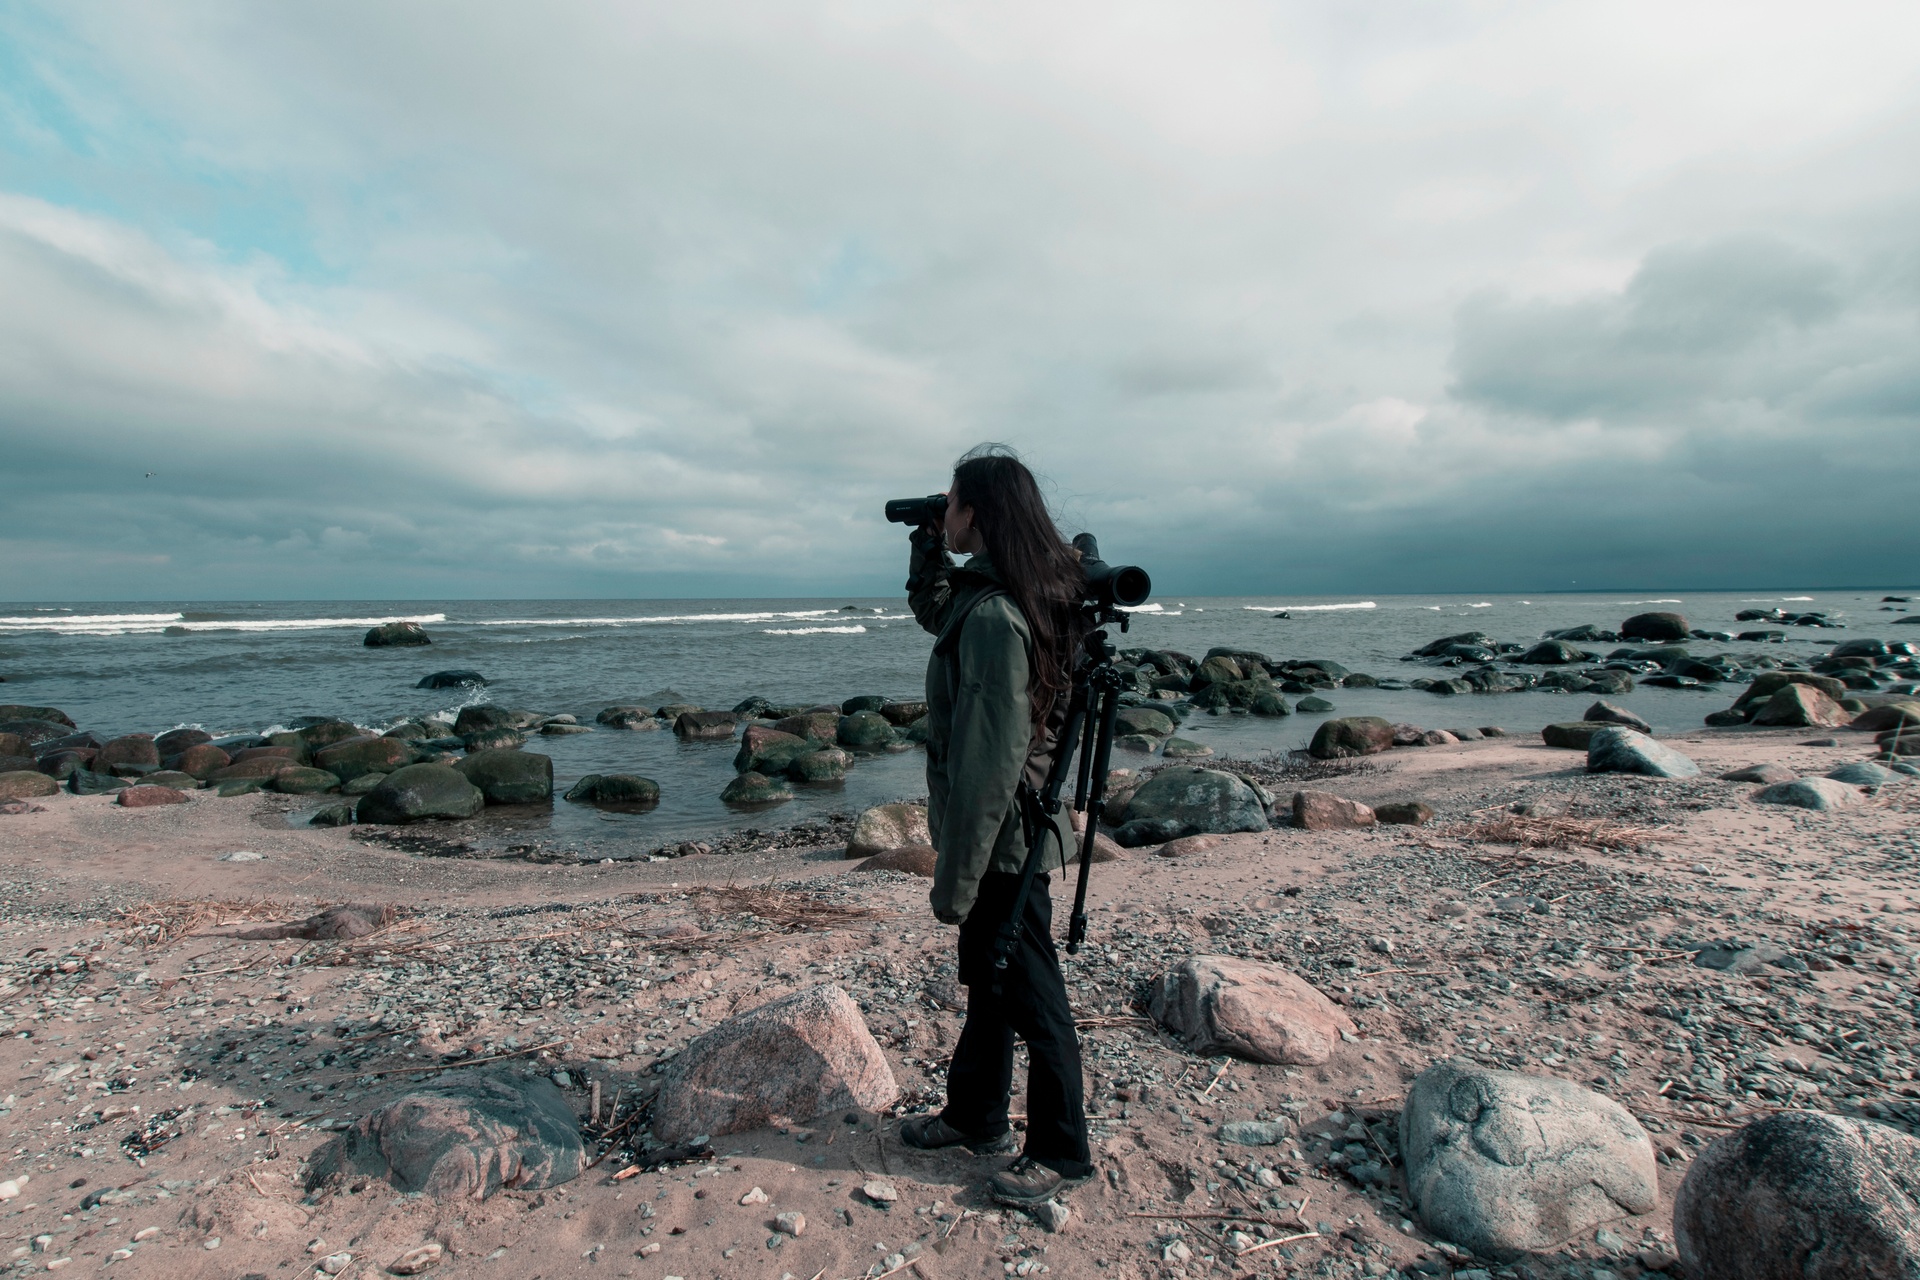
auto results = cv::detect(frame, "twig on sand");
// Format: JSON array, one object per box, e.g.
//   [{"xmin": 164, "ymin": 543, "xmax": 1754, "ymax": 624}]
[
  {"xmin": 1236, "ymin": 1230, "xmax": 1321, "ymax": 1257},
  {"xmin": 1450, "ymin": 815, "xmax": 1664, "ymax": 852},
  {"xmin": 360, "ymin": 1039, "xmax": 564, "ymax": 1078}
]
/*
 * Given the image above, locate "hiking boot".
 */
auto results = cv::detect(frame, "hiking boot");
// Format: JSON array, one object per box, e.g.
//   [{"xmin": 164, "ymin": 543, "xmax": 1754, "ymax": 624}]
[
  {"xmin": 987, "ymin": 1155, "xmax": 1092, "ymax": 1205},
  {"xmin": 899, "ymin": 1114, "xmax": 1017, "ymax": 1155}
]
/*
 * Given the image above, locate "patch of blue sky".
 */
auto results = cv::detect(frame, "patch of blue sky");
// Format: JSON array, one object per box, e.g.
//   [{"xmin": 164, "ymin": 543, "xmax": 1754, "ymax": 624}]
[
  {"xmin": 804, "ymin": 235, "xmax": 893, "ymax": 312},
  {"xmin": 0, "ymin": 9, "xmax": 348, "ymax": 285}
]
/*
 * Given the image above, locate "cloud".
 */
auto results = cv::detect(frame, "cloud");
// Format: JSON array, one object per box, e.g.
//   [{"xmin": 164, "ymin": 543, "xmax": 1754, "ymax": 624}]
[{"xmin": 0, "ymin": 2, "xmax": 1917, "ymax": 598}]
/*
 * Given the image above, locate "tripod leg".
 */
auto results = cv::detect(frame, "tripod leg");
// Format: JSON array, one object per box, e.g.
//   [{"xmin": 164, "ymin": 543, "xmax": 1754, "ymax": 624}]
[{"xmin": 1066, "ymin": 678, "xmax": 1123, "ymax": 953}]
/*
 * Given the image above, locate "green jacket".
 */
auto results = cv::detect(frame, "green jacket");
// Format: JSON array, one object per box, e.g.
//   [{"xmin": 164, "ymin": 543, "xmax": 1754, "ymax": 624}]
[{"xmin": 908, "ymin": 536, "xmax": 1076, "ymax": 923}]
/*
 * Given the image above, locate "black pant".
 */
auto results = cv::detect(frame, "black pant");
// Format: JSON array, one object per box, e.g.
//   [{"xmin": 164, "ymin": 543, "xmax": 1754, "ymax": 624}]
[{"xmin": 941, "ymin": 871, "xmax": 1091, "ymax": 1177}]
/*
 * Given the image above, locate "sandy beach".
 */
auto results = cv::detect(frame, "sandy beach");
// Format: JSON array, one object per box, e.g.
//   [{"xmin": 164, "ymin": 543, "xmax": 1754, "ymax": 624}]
[{"xmin": 0, "ymin": 720, "xmax": 1911, "ymax": 1280}]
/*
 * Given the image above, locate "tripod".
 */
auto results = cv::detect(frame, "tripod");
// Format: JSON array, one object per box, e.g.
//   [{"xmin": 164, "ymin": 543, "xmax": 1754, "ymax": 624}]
[{"xmin": 991, "ymin": 608, "xmax": 1133, "ymax": 985}]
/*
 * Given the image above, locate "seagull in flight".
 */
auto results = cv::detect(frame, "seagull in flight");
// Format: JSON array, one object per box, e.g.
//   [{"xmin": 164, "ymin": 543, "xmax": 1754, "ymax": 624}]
[{"xmin": 144, "ymin": 471, "xmax": 156, "ymax": 478}]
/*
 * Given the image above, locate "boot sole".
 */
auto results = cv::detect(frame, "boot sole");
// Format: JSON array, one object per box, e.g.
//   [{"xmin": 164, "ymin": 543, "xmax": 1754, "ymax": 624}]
[{"xmin": 900, "ymin": 1127, "xmax": 1018, "ymax": 1156}]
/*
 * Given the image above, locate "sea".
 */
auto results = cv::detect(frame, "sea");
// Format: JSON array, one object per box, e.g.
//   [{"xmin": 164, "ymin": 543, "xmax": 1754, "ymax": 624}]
[{"xmin": 1, "ymin": 589, "xmax": 1910, "ymax": 855}]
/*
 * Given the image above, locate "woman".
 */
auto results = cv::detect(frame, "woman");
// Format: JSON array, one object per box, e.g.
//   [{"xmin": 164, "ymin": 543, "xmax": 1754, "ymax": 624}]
[{"xmin": 898, "ymin": 445, "xmax": 1094, "ymax": 1206}]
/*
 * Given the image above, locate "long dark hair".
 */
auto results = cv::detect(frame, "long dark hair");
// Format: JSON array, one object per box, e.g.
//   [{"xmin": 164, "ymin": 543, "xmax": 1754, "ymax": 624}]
[{"xmin": 950, "ymin": 445, "xmax": 1086, "ymax": 726}]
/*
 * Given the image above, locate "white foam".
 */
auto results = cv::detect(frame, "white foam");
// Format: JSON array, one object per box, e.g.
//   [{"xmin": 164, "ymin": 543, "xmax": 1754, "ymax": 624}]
[
  {"xmin": 762, "ymin": 625, "xmax": 867, "ymax": 635},
  {"xmin": 1119, "ymin": 603, "xmax": 1165, "ymax": 614},
  {"xmin": 483, "ymin": 610, "xmax": 847, "ymax": 626},
  {"xmin": 1240, "ymin": 601, "xmax": 1377, "ymax": 613},
  {"xmin": 0, "ymin": 612, "xmax": 445, "ymax": 636}
]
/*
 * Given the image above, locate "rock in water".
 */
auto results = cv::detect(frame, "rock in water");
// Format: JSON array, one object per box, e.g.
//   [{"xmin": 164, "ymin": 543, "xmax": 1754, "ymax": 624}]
[
  {"xmin": 1587, "ymin": 727, "xmax": 1700, "ymax": 778},
  {"xmin": 787, "ymin": 747, "xmax": 851, "ymax": 784},
  {"xmin": 733, "ymin": 727, "xmax": 812, "ymax": 775},
  {"xmin": 720, "ymin": 771, "xmax": 793, "ymax": 807},
  {"xmin": 1291, "ymin": 790, "xmax": 1375, "ymax": 830},
  {"xmin": 563, "ymin": 774, "xmax": 660, "ymax": 807},
  {"xmin": 0, "ymin": 771, "xmax": 57, "ymax": 801},
  {"xmin": 364, "ymin": 621, "xmax": 431, "ymax": 647},
  {"xmin": 1516, "ymin": 640, "xmax": 1591, "ymax": 665},
  {"xmin": 314, "ymin": 736, "xmax": 417, "ymax": 782},
  {"xmin": 836, "ymin": 711, "xmax": 895, "ymax": 751},
  {"xmin": 417, "ymin": 670, "xmax": 487, "ymax": 689},
  {"xmin": 1584, "ymin": 700, "xmax": 1652, "ymax": 733},
  {"xmin": 1733, "ymin": 671, "xmax": 1849, "ymax": 711},
  {"xmin": 453, "ymin": 750, "xmax": 554, "ymax": 805},
  {"xmin": 595, "ymin": 706, "xmax": 662, "ymax": 730},
  {"xmin": 651, "ymin": 985, "xmax": 899, "ymax": 1144},
  {"xmin": 356, "ymin": 764, "xmax": 485, "ymax": 824},
  {"xmin": 1752, "ymin": 684, "xmax": 1854, "ymax": 728},
  {"xmin": 846, "ymin": 803, "xmax": 930, "ymax": 858},
  {"xmin": 674, "ymin": 710, "xmax": 739, "ymax": 741},
  {"xmin": 1113, "ymin": 767, "xmax": 1268, "ymax": 846},
  {"xmin": 1400, "ymin": 1060, "xmax": 1658, "ymax": 1259},
  {"xmin": 1307, "ymin": 716, "xmax": 1394, "ymax": 759},
  {"xmin": 1673, "ymin": 1110, "xmax": 1920, "ymax": 1280},
  {"xmin": 1148, "ymin": 956, "xmax": 1354, "ymax": 1065},
  {"xmin": 306, "ymin": 1072, "xmax": 582, "ymax": 1199},
  {"xmin": 1621, "ymin": 611, "xmax": 1689, "ymax": 642},
  {"xmin": 1753, "ymin": 777, "xmax": 1861, "ymax": 811},
  {"xmin": 1113, "ymin": 705, "xmax": 1176, "ymax": 737}
]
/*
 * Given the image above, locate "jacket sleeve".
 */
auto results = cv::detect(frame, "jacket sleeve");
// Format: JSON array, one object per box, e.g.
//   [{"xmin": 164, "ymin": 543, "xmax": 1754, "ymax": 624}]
[
  {"xmin": 906, "ymin": 527, "xmax": 954, "ymax": 636},
  {"xmin": 930, "ymin": 598, "xmax": 1032, "ymax": 923}
]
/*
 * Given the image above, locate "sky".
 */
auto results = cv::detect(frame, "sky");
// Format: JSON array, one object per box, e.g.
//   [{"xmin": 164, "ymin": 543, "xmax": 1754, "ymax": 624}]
[{"xmin": 1, "ymin": 1, "xmax": 1917, "ymax": 600}]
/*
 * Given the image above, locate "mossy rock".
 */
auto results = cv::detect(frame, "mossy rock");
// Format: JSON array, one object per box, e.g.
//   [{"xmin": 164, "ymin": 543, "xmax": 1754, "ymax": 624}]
[
  {"xmin": 273, "ymin": 767, "xmax": 343, "ymax": 795},
  {"xmin": 788, "ymin": 748, "xmax": 852, "ymax": 784},
  {"xmin": 720, "ymin": 771, "xmax": 793, "ymax": 807},
  {"xmin": 564, "ymin": 774, "xmax": 661, "ymax": 808}
]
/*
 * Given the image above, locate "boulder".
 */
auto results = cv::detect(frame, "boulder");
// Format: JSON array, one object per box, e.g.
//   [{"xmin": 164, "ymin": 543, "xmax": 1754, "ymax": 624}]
[
  {"xmin": 1621, "ymin": 611, "xmax": 1689, "ymax": 642},
  {"xmin": 454, "ymin": 750, "xmax": 554, "ymax": 805},
  {"xmin": 836, "ymin": 711, "xmax": 895, "ymax": 751},
  {"xmin": 209, "ymin": 755, "xmax": 299, "ymax": 781},
  {"xmin": 1584, "ymin": 700, "xmax": 1652, "ymax": 734},
  {"xmin": 68, "ymin": 769, "xmax": 129, "ymax": 794},
  {"xmin": 651, "ymin": 985, "xmax": 899, "ymax": 1144},
  {"xmin": 272, "ymin": 767, "xmax": 342, "ymax": 795},
  {"xmin": 1155, "ymin": 834, "xmax": 1222, "ymax": 859},
  {"xmin": 461, "ymin": 728, "xmax": 525, "ymax": 752},
  {"xmin": 0, "ymin": 719, "xmax": 76, "ymax": 747},
  {"xmin": 1291, "ymin": 790, "xmax": 1376, "ymax": 831},
  {"xmin": 720, "ymin": 772, "xmax": 793, "ymax": 806},
  {"xmin": 595, "ymin": 706, "xmax": 663, "ymax": 730},
  {"xmin": 315, "ymin": 736, "xmax": 417, "ymax": 782},
  {"xmin": 877, "ymin": 700, "xmax": 928, "ymax": 727},
  {"xmin": 0, "ymin": 771, "xmax": 57, "ymax": 801},
  {"xmin": 1412, "ymin": 632, "xmax": 1497, "ymax": 658},
  {"xmin": 788, "ymin": 748, "xmax": 851, "ymax": 785},
  {"xmin": 1401, "ymin": 1060, "xmax": 1657, "ymax": 1259},
  {"xmin": 733, "ymin": 727, "xmax": 812, "ymax": 775},
  {"xmin": 0, "ymin": 754, "xmax": 40, "ymax": 775},
  {"xmin": 1161, "ymin": 737, "xmax": 1213, "ymax": 759},
  {"xmin": 1541, "ymin": 721, "xmax": 1613, "ymax": 750},
  {"xmin": 860, "ymin": 844, "xmax": 937, "ymax": 877},
  {"xmin": 1148, "ymin": 956, "xmax": 1354, "ymax": 1065},
  {"xmin": 153, "ymin": 727, "xmax": 212, "ymax": 756},
  {"xmin": 417, "ymin": 670, "xmax": 487, "ymax": 689},
  {"xmin": 1733, "ymin": 671, "xmax": 1849, "ymax": 709},
  {"xmin": 342, "ymin": 772, "xmax": 387, "ymax": 796},
  {"xmin": 234, "ymin": 744, "xmax": 300, "ymax": 764},
  {"xmin": 36, "ymin": 750, "xmax": 95, "ymax": 780},
  {"xmin": 356, "ymin": 764, "xmax": 486, "ymax": 824},
  {"xmin": 1828, "ymin": 761, "xmax": 1898, "ymax": 787},
  {"xmin": 364, "ymin": 621, "xmax": 432, "ymax": 647},
  {"xmin": 97, "ymin": 734, "xmax": 159, "ymax": 770},
  {"xmin": 1753, "ymin": 777, "xmax": 1860, "ymax": 811},
  {"xmin": 1294, "ymin": 695, "xmax": 1336, "ymax": 713},
  {"xmin": 846, "ymin": 803, "xmax": 929, "ymax": 858},
  {"xmin": 0, "ymin": 705, "xmax": 74, "ymax": 729},
  {"xmin": 840, "ymin": 695, "xmax": 888, "ymax": 714},
  {"xmin": 306, "ymin": 1072, "xmax": 582, "ymax": 1199},
  {"xmin": 675, "ymin": 710, "xmax": 739, "ymax": 741},
  {"xmin": 773, "ymin": 711, "xmax": 838, "ymax": 743},
  {"xmin": 1850, "ymin": 702, "xmax": 1920, "ymax": 733},
  {"xmin": 454, "ymin": 706, "xmax": 515, "ymax": 736},
  {"xmin": 1516, "ymin": 640, "xmax": 1591, "ymax": 665},
  {"xmin": 1113, "ymin": 706, "xmax": 1177, "ymax": 738},
  {"xmin": 309, "ymin": 802, "xmax": 356, "ymax": 827},
  {"xmin": 118, "ymin": 784, "xmax": 188, "ymax": 808},
  {"xmin": 1587, "ymin": 727, "xmax": 1700, "ymax": 778},
  {"xmin": 538, "ymin": 722, "xmax": 590, "ymax": 736},
  {"xmin": 1721, "ymin": 763, "xmax": 1797, "ymax": 784},
  {"xmin": 1374, "ymin": 801, "xmax": 1435, "ymax": 826},
  {"xmin": 0, "ymin": 733, "xmax": 27, "ymax": 759},
  {"xmin": 172, "ymin": 743, "xmax": 231, "ymax": 780},
  {"xmin": 1705, "ymin": 708, "xmax": 1754, "ymax": 727},
  {"xmin": 146, "ymin": 771, "xmax": 196, "ymax": 789},
  {"xmin": 1673, "ymin": 1110, "xmax": 1920, "ymax": 1280},
  {"xmin": 1307, "ymin": 717, "xmax": 1394, "ymax": 759},
  {"xmin": 1113, "ymin": 767, "xmax": 1268, "ymax": 847},
  {"xmin": 1752, "ymin": 685, "xmax": 1853, "ymax": 729},
  {"xmin": 562, "ymin": 774, "xmax": 660, "ymax": 807},
  {"xmin": 299, "ymin": 719, "xmax": 366, "ymax": 750}
]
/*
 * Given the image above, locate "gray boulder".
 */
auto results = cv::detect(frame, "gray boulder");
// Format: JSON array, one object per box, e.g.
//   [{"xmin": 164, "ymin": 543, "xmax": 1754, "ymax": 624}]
[
  {"xmin": 364, "ymin": 621, "xmax": 431, "ymax": 647},
  {"xmin": 595, "ymin": 706, "xmax": 663, "ymax": 730},
  {"xmin": 1307, "ymin": 716, "xmax": 1394, "ymax": 759},
  {"xmin": 788, "ymin": 748, "xmax": 851, "ymax": 784},
  {"xmin": 836, "ymin": 711, "xmax": 895, "ymax": 751},
  {"xmin": 1828, "ymin": 761, "xmax": 1898, "ymax": 788},
  {"xmin": 314, "ymin": 735, "xmax": 417, "ymax": 782},
  {"xmin": 734, "ymin": 727, "xmax": 812, "ymax": 775},
  {"xmin": 1114, "ymin": 705, "xmax": 1176, "ymax": 737},
  {"xmin": 1674, "ymin": 1110, "xmax": 1920, "ymax": 1280},
  {"xmin": 417, "ymin": 670, "xmax": 487, "ymax": 689},
  {"xmin": 1516, "ymin": 640, "xmax": 1591, "ymax": 665},
  {"xmin": 1584, "ymin": 700, "xmax": 1652, "ymax": 733},
  {"xmin": 846, "ymin": 803, "xmax": 928, "ymax": 858},
  {"xmin": 1542, "ymin": 721, "xmax": 1614, "ymax": 750},
  {"xmin": 1587, "ymin": 727, "xmax": 1699, "ymax": 778},
  {"xmin": 563, "ymin": 774, "xmax": 660, "ymax": 807},
  {"xmin": 720, "ymin": 771, "xmax": 792, "ymax": 806},
  {"xmin": 1754, "ymin": 777, "xmax": 1860, "ymax": 811},
  {"xmin": 454, "ymin": 750, "xmax": 554, "ymax": 805},
  {"xmin": 1721, "ymin": 762, "xmax": 1796, "ymax": 784},
  {"xmin": 306, "ymin": 1072, "xmax": 582, "ymax": 1199},
  {"xmin": 1114, "ymin": 766, "xmax": 1268, "ymax": 847},
  {"xmin": 1621, "ymin": 611, "xmax": 1689, "ymax": 642},
  {"xmin": 1400, "ymin": 1059, "xmax": 1658, "ymax": 1259},
  {"xmin": 652, "ymin": 985, "xmax": 898, "ymax": 1144},
  {"xmin": 674, "ymin": 710, "xmax": 739, "ymax": 741},
  {"xmin": 0, "ymin": 771, "xmax": 58, "ymax": 801},
  {"xmin": 356, "ymin": 764, "xmax": 485, "ymax": 824},
  {"xmin": 454, "ymin": 706, "xmax": 515, "ymax": 735}
]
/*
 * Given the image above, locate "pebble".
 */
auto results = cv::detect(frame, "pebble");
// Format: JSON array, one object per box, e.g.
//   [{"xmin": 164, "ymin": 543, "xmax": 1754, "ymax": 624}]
[
  {"xmin": 318, "ymin": 1251, "xmax": 352, "ymax": 1273},
  {"xmin": 862, "ymin": 1179, "xmax": 897, "ymax": 1204},
  {"xmin": 739, "ymin": 1186, "xmax": 769, "ymax": 1206},
  {"xmin": 1032, "ymin": 1199, "xmax": 1070, "ymax": 1232},
  {"xmin": 774, "ymin": 1211, "xmax": 805, "ymax": 1237}
]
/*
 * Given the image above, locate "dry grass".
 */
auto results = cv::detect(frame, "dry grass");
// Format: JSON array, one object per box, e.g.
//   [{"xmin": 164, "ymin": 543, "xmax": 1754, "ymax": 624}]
[
  {"xmin": 114, "ymin": 898, "xmax": 298, "ymax": 948},
  {"xmin": 1448, "ymin": 814, "xmax": 1664, "ymax": 852}
]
